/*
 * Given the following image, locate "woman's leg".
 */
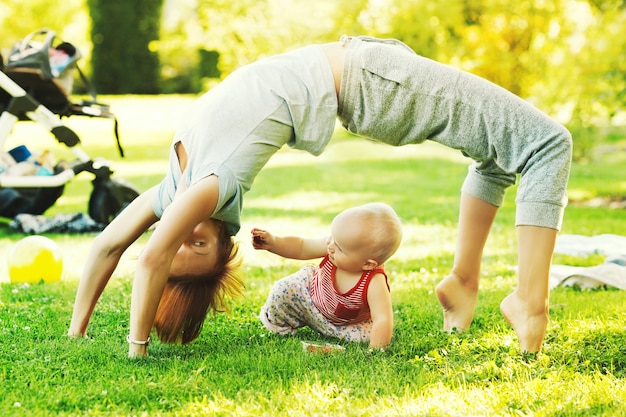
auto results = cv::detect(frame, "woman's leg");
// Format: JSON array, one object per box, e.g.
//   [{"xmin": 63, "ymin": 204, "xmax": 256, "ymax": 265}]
[
  {"xmin": 435, "ymin": 192, "xmax": 498, "ymax": 332},
  {"xmin": 500, "ymin": 225, "xmax": 556, "ymax": 353},
  {"xmin": 436, "ymin": 194, "xmax": 557, "ymax": 353}
]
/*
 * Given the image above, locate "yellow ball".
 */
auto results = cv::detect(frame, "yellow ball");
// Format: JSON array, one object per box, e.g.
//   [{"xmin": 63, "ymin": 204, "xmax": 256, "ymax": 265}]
[{"xmin": 7, "ymin": 236, "xmax": 63, "ymax": 284}]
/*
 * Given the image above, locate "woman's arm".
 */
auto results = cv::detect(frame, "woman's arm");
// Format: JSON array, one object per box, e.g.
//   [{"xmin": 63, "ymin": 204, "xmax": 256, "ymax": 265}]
[
  {"xmin": 366, "ymin": 273, "xmax": 394, "ymax": 349},
  {"xmin": 68, "ymin": 187, "xmax": 159, "ymax": 337},
  {"xmin": 127, "ymin": 175, "xmax": 220, "ymax": 357}
]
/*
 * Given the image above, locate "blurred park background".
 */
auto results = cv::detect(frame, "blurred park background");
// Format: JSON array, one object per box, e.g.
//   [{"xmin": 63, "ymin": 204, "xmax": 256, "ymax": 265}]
[
  {"xmin": 1, "ymin": 0, "xmax": 625, "ymax": 160},
  {"xmin": 1, "ymin": 4, "xmax": 625, "ymax": 414}
]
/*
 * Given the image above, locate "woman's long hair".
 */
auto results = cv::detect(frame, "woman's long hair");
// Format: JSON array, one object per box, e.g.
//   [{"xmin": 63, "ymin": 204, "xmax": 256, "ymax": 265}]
[{"xmin": 153, "ymin": 222, "xmax": 244, "ymax": 344}]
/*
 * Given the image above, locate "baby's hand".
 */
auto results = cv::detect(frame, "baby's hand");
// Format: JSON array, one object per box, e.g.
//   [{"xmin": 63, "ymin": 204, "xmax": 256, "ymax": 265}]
[{"xmin": 251, "ymin": 228, "xmax": 271, "ymax": 250}]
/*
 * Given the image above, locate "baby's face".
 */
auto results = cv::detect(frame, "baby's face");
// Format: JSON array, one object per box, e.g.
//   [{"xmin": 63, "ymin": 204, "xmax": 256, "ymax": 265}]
[{"xmin": 326, "ymin": 212, "xmax": 374, "ymax": 273}]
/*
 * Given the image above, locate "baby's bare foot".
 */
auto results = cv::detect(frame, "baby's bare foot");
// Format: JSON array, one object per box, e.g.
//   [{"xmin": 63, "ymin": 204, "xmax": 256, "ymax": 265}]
[
  {"xmin": 500, "ymin": 292, "xmax": 548, "ymax": 353},
  {"xmin": 435, "ymin": 273, "xmax": 478, "ymax": 333}
]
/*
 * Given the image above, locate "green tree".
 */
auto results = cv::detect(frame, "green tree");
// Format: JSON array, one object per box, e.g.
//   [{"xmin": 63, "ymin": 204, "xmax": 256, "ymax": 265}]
[
  {"xmin": 88, "ymin": 0, "xmax": 163, "ymax": 93},
  {"xmin": 0, "ymin": 0, "xmax": 89, "ymax": 69},
  {"xmin": 2, "ymin": 0, "xmax": 624, "ymax": 156},
  {"xmin": 194, "ymin": 0, "xmax": 364, "ymax": 75},
  {"xmin": 365, "ymin": 0, "xmax": 467, "ymax": 59},
  {"xmin": 357, "ymin": 0, "xmax": 625, "ymax": 158},
  {"xmin": 530, "ymin": 0, "xmax": 626, "ymax": 159}
]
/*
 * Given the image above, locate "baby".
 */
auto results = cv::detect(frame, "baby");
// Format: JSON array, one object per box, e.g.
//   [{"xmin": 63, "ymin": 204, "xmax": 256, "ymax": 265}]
[{"xmin": 252, "ymin": 203, "xmax": 402, "ymax": 349}]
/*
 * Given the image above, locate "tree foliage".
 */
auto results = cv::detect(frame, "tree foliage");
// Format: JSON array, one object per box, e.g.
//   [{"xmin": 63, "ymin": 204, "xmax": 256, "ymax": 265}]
[
  {"xmin": 1, "ymin": 0, "xmax": 625, "ymax": 153},
  {"xmin": 0, "ymin": 0, "xmax": 88, "ymax": 58},
  {"xmin": 189, "ymin": 1, "xmax": 626, "ymax": 125},
  {"xmin": 87, "ymin": 0, "xmax": 163, "ymax": 94}
]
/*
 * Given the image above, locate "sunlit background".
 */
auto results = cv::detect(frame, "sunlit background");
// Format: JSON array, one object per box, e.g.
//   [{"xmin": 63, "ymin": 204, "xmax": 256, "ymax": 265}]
[{"xmin": 1, "ymin": 0, "xmax": 625, "ymax": 157}]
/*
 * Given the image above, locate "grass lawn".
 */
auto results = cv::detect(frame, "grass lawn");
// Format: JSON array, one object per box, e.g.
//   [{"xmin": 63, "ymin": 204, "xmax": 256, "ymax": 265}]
[{"xmin": 1, "ymin": 96, "xmax": 626, "ymax": 416}]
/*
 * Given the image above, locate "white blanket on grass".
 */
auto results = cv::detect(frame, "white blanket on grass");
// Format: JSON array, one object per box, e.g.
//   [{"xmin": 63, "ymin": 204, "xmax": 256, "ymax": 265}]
[
  {"xmin": 555, "ymin": 233, "xmax": 626, "ymax": 257},
  {"xmin": 550, "ymin": 233, "xmax": 626, "ymax": 290},
  {"xmin": 550, "ymin": 263, "xmax": 626, "ymax": 290}
]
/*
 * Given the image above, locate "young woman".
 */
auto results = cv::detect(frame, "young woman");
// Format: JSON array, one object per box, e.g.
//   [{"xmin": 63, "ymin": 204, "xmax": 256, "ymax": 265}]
[{"xmin": 68, "ymin": 35, "xmax": 571, "ymax": 356}]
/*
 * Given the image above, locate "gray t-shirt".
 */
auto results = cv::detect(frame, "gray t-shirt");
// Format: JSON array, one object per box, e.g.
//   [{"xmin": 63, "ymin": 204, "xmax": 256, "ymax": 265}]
[{"xmin": 153, "ymin": 45, "xmax": 338, "ymax": 235}]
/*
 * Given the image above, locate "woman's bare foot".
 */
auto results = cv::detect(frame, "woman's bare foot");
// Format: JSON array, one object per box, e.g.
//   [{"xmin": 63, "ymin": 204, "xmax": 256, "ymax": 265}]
[
  {"xmin": 435, "ymin": 273, "xmax": 478, "ymax": 333},
  {"xmin": 500, "ymin": 291, "xmax": 548, "ymax": 353}
]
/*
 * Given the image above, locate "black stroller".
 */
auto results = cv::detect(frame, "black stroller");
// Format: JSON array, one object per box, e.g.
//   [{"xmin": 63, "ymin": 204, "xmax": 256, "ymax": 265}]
[{"xmin": 0, "ymin": 28, "xmax": 139, "ymax": 225}]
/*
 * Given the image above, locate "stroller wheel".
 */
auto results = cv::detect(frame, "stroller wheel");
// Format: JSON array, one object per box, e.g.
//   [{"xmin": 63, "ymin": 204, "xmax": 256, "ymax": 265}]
[{"xmin": 88, "ymin": 178, "xmax": 140, "ymax": 224}]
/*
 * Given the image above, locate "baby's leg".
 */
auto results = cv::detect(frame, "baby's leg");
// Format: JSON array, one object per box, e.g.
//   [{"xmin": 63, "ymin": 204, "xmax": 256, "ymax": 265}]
[
  {"xmin": 310, "ymin": 319, "xmax": 372, "ymax": 344},
  {"xmin": 436, "ymin": 192, "xmax": 498, "ymax": 332},
  {"xmin": 260, "ymin": 267, "xmax": 371, "ymax": 343},
  {"xmin": 500, "ymin": 225, "xmax": 556, "ymax": 353},
  {"xmin": 259, "ymin": 266, "xmax": 315, "ymax": 335}
]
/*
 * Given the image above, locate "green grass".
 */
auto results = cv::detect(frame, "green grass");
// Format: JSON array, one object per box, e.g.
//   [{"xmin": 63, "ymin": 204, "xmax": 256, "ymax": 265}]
[{"xmin": 1, "ymin": 96, "xmax": 626, "ymax": 416}]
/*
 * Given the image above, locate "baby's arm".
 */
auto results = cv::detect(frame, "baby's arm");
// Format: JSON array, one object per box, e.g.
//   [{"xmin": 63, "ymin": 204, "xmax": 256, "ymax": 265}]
[
  {"xmin": 366, "ymin": 273, "xmax": 394, "ymax": 349},
  {"xmin": 251, "ymin": 228, "xmax": 327, "ymax": 260}
]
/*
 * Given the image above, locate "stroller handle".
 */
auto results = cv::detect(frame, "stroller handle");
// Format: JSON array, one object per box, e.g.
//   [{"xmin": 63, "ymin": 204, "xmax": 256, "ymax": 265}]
[
  {"xmin": 0, "ymin": 168, "xmax": 75, "ymax": 188},
  {"xmin": 11, "ymin": 28, "xmax": 56, "ymax": 56}
]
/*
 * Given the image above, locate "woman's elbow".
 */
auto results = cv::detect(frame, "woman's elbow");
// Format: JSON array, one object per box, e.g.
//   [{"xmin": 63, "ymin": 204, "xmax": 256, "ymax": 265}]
[
  {"xmin": 91, "ymin": 231, "xmax": 127, "ymax": 258},
  {"xmin": 136, "ymin": 247, "xmax": 172, "ymax": 273}
]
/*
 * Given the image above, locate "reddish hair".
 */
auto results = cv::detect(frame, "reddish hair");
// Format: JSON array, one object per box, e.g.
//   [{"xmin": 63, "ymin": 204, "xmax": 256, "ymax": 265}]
[{"xmin": 153, "ymin": 222, "xmax": 244, "ymax": 344}]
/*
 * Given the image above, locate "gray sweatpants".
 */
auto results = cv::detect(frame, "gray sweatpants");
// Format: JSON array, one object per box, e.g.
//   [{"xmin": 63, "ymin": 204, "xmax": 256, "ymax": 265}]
[{"xmin": 337, "ymin": 36, "xmax": 572, "ymax": 230}]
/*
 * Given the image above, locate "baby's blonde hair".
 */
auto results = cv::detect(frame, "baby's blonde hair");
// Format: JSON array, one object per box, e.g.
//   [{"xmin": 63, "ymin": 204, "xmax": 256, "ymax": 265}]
[{"xmin": 345, "ymin": 202, "xmax": 403, "ymax": 264}]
